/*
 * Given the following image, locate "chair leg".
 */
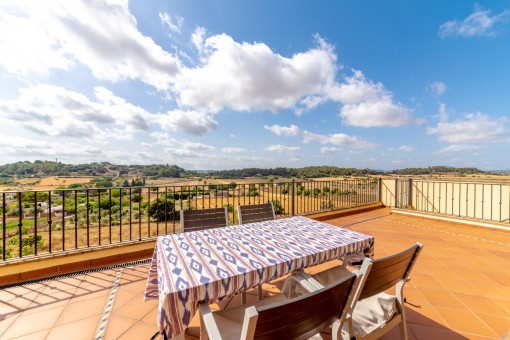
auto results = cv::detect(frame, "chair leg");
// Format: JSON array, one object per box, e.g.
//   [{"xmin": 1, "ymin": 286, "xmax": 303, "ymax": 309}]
[
  {"xmin": 397, "ymin": 281, "xmax": 408, "ymax": 340},
  {"xmin": 242, "ymin": 292, "xmax": 247, "ymax": 305},
  {"xmin": 257, "ymin": 285, "xmax": 263, "ymax": 301}
]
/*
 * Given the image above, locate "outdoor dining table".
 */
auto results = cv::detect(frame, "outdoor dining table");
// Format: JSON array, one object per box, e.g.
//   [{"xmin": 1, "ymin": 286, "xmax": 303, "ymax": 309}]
[{"xmin": 144, "ymin": 215, "xmax": 374, "ymax": 338}]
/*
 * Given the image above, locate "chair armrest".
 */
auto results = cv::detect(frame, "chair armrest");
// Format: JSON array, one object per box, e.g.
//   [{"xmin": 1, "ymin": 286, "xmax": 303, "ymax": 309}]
[
  {"xmin": 342, "ymin": 253, "xmax": 366, "ymax": 268},
  {"xmin": 282, "ymin": 271, "xmax": 324, "ymax": 297},
  {"xmin": 199, "ymin": 302, "xmax": 223, "ymax": 340}
]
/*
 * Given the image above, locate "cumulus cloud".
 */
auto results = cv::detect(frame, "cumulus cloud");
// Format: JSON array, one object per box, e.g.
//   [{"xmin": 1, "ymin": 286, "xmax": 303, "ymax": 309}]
[
  {"xmin": 0, "ymin": 136, "xmax": 107, "ymax": 163},
  {"xmin": 439, "ymin": 7, "xmax": 510, "ymax": 38},
  {"xmin": 320, "ymin": 146, "xmax": 340, "ymax": 154},
  {"xmin": 329, "ymin": 71, "xmax": 413, "ymax": 128},
  {"xmin": 174, "ymin": 34, "xmax": 337, "ymax": 114},
  {"xmin": 159, "ymin": 12, "xmax": 183, "ymax": 34},
  {"xmin": 0, "ymin": 84, "xmax": 150, "ymax": 139},
  {"xmin": 0, "ymin": 0, "xmax": 182, "ymax": 89},
  {"xmin": 427, "ymin": 113, "xmax": 508, "ymax": 143},
  {"xmin": 302, "ymin": 131, "xmax": 376, "ymax": 149},
  {"xmin": 152, "ymin": 110, "xmax": 218, "ymax": 136},
  {"xmin": 434, "ymin": 144, "xmax": 483, "ymax": 154},
  {"xmin": 264, "ymin": 144, "xmax": 300, "ymax": 153},
  {"xmin": 264, "ymin": 124, "xmax": 301, "ymax": 136},
  {"xmin": 428, "ymin": 81, "xmax": 447, "ymax": 97},
  {"xmin": 222, "ymin": 147, "xmax": 245, "ymax": 153}
]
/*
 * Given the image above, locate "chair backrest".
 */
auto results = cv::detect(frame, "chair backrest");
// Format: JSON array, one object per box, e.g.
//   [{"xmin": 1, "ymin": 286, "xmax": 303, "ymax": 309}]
[
  {"xmin": 247, "ymin": 271, "xmax": 362, "ymax": 340},
  {"xmin": 359, "ymin": 242, "xmax": 423, "ymax": 300},
  {"xmin": 179, "ymin": 207, "xmax": 228, "ymax": 232},
  {"xmin": 238, "ymin": 203, "xmax": 275, "ymax": 224}
]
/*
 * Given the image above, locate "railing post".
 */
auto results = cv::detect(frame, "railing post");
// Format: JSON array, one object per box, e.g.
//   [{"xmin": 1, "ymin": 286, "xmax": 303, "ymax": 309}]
[
  {"xmin": 394, "ymin": 178, "xmax": 399, "ymax": 208},
  {"xmin": 378, "ymin": 178, "xmax": 382, "ymax": 203},
  {"xmin": 408, "ymin": 178, "xmax": 412, "ymax": 209},
  {"xmin": 291, "ymin": 179, "xmax": 295, "ymax": 216},
  {"xmin": 18, "ymin": 192, "xmax": 22, "ymax": 258}
]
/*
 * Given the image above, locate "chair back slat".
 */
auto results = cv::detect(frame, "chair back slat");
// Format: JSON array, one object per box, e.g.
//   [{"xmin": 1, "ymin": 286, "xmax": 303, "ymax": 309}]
[
  {"xmin": 254, "ymin": 273, "xmax": 357, "ymax": 340},
  {"xmin": 238, "ymin": 203, "xmax": 275, "ymax": 224},
  {"xmin": 360, "ymin": 243, "xmax": 422, "ymax": 299},
  {"xmin": 180, "ymin": 207, "xmax": 228, "ymax": 232}
]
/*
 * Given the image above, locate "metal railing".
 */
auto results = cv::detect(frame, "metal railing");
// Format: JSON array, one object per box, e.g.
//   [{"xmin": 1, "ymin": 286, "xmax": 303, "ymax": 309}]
[
  {"xmin": 395, "ymin": 179, "xmax": 510, "ymax": 224},
  {"xmin": 0, "ymin": 178, "xmax": 379, "ymax": 261}
]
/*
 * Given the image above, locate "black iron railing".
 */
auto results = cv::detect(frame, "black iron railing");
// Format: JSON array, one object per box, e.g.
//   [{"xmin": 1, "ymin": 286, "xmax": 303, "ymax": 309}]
[{"xmin": 0, "ymin": 178, "xmax": 379, "ymax": 261}]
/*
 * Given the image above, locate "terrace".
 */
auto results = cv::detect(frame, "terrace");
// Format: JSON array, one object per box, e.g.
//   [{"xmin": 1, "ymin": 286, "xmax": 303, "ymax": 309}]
[{"xmin": 1, "ymin": 178, "xmax": 509, "ymax": 339}]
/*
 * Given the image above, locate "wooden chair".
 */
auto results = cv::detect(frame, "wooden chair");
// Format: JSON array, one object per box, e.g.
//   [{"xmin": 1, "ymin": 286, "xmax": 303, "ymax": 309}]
[
  {"xmin": 286, "ymin": 243, "xmax": 424, "ymax": 340},
  {"xmin": 237, "ymin": 202, "xmax": 276, "ymax": 303},
  {"xmin": 237, "ymin": 202, "xmax": 275, "ymax": 224},
  {"xmin": 199, "ymin": 270, "xmax": 363, "ymax": 340},
  {"xmin": 178, "ymin": 207, "xmax": 228, "ymax": 233}
]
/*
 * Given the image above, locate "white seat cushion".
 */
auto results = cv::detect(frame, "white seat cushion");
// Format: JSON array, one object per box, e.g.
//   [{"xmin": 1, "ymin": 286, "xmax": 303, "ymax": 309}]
[{"xmin": 351, "ymin": 292, "xmax": 397, "ymax": 337}]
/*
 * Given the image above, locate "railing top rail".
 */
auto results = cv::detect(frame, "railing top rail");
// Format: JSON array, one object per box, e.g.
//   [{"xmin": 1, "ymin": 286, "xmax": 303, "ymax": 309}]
[{"xmin": 406, "ymin": 179, "xmax": 510, "ymax": 186}]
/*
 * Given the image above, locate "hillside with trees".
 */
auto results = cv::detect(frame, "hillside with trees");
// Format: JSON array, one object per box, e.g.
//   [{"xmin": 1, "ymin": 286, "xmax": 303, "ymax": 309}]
[{"xmin": 0, "ymin": 161, "xmax": 486, "ymax": 182}]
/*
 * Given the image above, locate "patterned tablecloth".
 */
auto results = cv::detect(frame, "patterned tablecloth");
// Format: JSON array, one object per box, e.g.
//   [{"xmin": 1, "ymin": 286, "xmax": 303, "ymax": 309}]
[{"xmin": 144, "ymin": 215, "xmax": 374, "ymax": 338}]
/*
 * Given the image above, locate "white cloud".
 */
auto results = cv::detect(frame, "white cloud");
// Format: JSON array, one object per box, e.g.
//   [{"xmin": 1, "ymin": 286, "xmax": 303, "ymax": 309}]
[
  {"xmin": 340, "ymin": 100, "xmax": 413, "ymax": 128},
  {"xmin": 264, "ymin": 124, "xmax": 301, "ymax": 136},
  {"xmin": 434, "ymin": 145, "xmax": 483, "ymax": 154},
  {"xmin": 222, "ymin": 147, "xmax": 245, "ymax": 154},
  {"xmin": 439, "ymin": 7, "xmax": 510, "ymax": 38},
  {"xmin": 159, "ymin": 12, "xmax": 183, "ymax": 34},
  {"xmin": 174, "ymin": 34, "xmax": 337, "ymax": 114},
  {"xmin": 320, "ymin": 146, "xmax": 340, "ymax": 154},
  {"xmin": 302, "ymin": 131, "xmax": 375, "ymax": 149},
  {"xmin": 264, "ymin": 144, "xmax": 300, "ymax": 153},
  {"xmin": 427, "ymin": 113, "xmax": 508, "ymax": 143},
  {"xmin": 398, "ymin": 145, "xmax": 416, "ymax": 152},
  {"xmin": 329, "ymin": 71, "xmax": 413, "ymax": 128},
  {"xmin": 191, "ymin": 26, "xmax": 207, "ymax": 53},
  {"xmin": 437, "ymin": 103, "xmax": 449, "ymax": 123},
  {"xmin": 428, "ymin": 81, "xmax": 447, "ymax": 97},
  {"xmin": 0, "ymin": 84, "xmax": 150, "ymax": 140},
  {"xmin": 0, "ymin": 0, "xmax": 182, "ymax": 89},
  {"xmin": 152, "ymin": 110, "xmax": 218, "ymax": 136}
]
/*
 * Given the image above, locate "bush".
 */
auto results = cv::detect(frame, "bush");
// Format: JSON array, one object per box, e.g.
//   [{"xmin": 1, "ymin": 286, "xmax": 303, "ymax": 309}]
[
  {"xmin": 271, "ymin": 200, "xmax": 284, "ymax": 214},
  {"xmin": 147, "ymin": 199, "xmax": 178, "ymax": 221}
]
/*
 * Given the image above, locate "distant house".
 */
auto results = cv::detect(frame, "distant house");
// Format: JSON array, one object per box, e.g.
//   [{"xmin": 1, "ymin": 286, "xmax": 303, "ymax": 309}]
[{"xmin": 29, "ymin": 202, "xmax": 49, "ymax": 211}]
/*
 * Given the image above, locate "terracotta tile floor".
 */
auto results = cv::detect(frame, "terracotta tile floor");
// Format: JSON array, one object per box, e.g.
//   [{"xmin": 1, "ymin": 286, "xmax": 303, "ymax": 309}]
[{"xmin": 1, "ymin": 208, "xmax": 509, "ymax": 339}]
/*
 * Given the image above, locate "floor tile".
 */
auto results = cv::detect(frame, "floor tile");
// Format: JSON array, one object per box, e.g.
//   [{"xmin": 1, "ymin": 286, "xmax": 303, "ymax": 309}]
[
  {"xmin": 46, "ymin": 315, "xmax": 100, "ymax": 340},
  {"xmin": 55, "ymin": 295, "xmax": 106, "ymax": 325},
  {"xmin": 118, "ymin": 321, "xmax": 158, "ymax": 340},
  {"xmin": 433, "ymin": 306, "xmax": 499, "ymax": 338},
  {"xmin": 410, "ymin": 322, "xmax": 472, "ymax": 339},
  {"xmin": 102, "ymin": 314, "xmax": 138, "ymax": 339},
  {"xmin": 1, "ymin": 304, "xmax": 64, "ymax": 339},
  {"xmin": 475, "ymin": 313, "xmax": 510, "ymax": 338},
  {"xmin": 453, "ymin": 292, "xmax": 509, "ymax": 317}
]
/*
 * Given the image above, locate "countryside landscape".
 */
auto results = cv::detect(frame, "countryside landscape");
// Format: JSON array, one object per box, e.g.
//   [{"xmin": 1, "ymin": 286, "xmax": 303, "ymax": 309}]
[{"xmin": 1, "ymin": 160, "xmax": 509, "ymax": 260}]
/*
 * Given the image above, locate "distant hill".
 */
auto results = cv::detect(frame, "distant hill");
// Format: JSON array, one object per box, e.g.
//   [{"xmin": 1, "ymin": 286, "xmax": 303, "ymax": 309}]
[
  {"xmin": 390, "ymin": 166, "xmax": 485, "ymax": 176},
  {"xmin": 0, "ymin": 161, "xmax": 487, "ymax": 180}
]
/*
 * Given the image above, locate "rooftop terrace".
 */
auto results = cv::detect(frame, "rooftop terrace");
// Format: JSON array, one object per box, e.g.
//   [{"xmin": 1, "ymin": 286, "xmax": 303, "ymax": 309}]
[{"xmin": 1, "ymin": 207, "xmax": 509, "ymax": 339}]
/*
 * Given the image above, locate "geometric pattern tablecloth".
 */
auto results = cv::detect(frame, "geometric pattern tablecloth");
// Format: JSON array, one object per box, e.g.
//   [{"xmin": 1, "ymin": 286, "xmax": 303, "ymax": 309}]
[{"xmin": 144, "ymin": 215, "xmax": 374, "ymax": 338}]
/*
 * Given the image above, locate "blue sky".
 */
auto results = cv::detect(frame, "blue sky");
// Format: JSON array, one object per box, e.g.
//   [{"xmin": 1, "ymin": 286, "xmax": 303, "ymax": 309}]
[{"xmin": 1, "ymin": 1, "xmax": 509, "ymax": 170}]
